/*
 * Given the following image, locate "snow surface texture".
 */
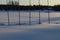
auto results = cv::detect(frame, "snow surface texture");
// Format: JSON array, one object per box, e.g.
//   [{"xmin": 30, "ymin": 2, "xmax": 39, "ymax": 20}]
[
  {"xmin": 0, "ymin": 10, "xmax": 60, "ymax": 40},
  {"xmin": 0, "ymin": 24, "xmax": 60, "ymax": 40}
]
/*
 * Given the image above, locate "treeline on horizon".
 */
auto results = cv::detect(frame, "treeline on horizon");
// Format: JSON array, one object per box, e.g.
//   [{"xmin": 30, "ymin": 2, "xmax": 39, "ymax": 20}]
[{"xmin": 0, "ymin": 4, "xmax": 60, "ymax": 11}]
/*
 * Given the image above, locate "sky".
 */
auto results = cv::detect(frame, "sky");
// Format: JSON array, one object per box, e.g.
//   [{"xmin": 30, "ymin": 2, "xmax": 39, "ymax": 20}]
[{"xmin": 0, "ymin": 0, "xmax": 60, "ymax": 6}]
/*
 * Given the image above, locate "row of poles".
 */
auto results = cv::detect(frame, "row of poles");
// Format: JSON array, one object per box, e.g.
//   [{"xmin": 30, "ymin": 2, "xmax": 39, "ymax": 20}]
[{"xmin": 6, "ymin": 0, "xmax": 50, "ymax": 25}]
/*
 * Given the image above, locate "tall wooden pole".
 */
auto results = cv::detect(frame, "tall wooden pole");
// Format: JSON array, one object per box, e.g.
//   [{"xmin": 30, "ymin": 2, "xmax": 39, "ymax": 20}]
[
  {"xmin": 18, "ymin": 0, "xmax": 20, "ymax": 25},
  {"xmin": 6, "ymin": 0, "xmax": 10, "ymax": 25},
  {"xmin": 29, "ymin": 0, "xmax": 31, "ymax": 25},
  {"xmin": 38, "ymin": 0, "xmax": 41, "ymax": 24},
  {"xmin": 47, "ymin": 0, "xmax": 50, "ymax": 24}
]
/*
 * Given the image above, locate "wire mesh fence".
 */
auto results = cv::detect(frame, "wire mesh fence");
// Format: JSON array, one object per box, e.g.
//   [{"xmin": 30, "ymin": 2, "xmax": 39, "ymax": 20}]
[{"xmin": 0, "ymin": 0, "xmax": 60, "ymax": 25}]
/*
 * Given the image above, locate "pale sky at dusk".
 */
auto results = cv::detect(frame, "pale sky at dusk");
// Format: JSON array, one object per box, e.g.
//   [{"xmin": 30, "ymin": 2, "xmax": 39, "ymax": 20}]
[{"xmin": 0, "ymin": 0, "xmax": 60, "ymax": 6}]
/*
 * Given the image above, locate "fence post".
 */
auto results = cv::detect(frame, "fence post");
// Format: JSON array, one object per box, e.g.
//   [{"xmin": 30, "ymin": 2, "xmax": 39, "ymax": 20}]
[
  {"xmin": 29, "ymin": 0, "xmax": 31, "ymax": 25},
  {"xmin": 6, "ymin": 0, "xmax": 10, "ymax": 25},
  {"xmin": 38, "ymin": 0, "xmax": 41, "ymax": 24},
  {"xmin": 18, "ymin": 0, "xmax": 20, "ymax": 25},
  {"xmin": 47, "ymin": 0, "xmax": 50, "ymax": 24}
]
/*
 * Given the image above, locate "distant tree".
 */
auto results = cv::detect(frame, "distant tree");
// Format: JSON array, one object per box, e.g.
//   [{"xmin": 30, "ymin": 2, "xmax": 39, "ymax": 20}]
[
  {"xmin": 53, "ymin": 5, "xmax": 60, "ymax": 11},
  {"xmin": 7, "ymin": 1, "xmax": 19, "ymax": 5}
]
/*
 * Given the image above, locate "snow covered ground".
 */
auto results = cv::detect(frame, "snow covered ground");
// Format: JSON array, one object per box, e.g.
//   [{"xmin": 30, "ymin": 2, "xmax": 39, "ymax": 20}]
[
  {"xmin": 0, "ymin": 10, "xmax": 60, "ymax": 40},
  {"xmin": 0, "ymin": 24, "xmax": 60, "ymax": 40}
]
